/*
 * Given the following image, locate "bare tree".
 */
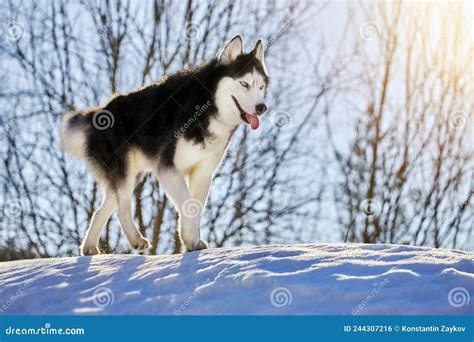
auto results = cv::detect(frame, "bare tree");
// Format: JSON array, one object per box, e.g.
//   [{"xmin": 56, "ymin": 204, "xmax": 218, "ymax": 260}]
[
  {"xmin": 0, "ymin": 0, "xmax": 327, "ymax": 259},
  {"xmin": 328, "ymin": 1, "xmax": 473, "ymax": 249}
]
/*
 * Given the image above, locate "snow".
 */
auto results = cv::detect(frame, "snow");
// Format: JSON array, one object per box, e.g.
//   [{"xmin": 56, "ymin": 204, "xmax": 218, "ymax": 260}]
[{"xmin": 0, "ymin": 244, "xmax": 472, "ymax": 315}]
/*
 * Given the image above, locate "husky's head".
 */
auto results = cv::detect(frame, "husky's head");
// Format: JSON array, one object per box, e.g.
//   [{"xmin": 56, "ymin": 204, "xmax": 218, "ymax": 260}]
[{"xmin": 214, "ymin": 35, "xmax": 269, "ymax": 130}]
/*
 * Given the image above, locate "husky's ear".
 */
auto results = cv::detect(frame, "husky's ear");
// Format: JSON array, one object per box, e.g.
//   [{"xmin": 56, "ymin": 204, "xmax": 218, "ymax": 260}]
[
  {"xmin": 218, "ymin": 35, "xmax": 243, "ymax": 64},
  {"xmin": 252, "ymin": 40, "xmax": 265, "ymax": 65}
]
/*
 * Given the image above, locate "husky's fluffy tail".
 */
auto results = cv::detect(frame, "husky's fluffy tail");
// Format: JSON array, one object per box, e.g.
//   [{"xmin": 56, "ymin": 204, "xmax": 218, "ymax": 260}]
[{"xmin": 59, "ymin": 110, "xmax": 89, "ymax": 159}]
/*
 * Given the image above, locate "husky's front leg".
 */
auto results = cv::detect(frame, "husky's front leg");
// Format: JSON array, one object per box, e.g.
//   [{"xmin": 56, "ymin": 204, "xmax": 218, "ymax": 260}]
[
  {"xmin": 188, "ymin": 164, "xmax": 214, "ymax": 248},
  {"xmin": 156, "ymin": 167, "xmax": 206, "ymax": 251}
]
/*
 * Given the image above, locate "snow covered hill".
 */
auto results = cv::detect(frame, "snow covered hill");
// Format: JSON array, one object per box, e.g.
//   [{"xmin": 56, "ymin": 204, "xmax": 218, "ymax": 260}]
[{"xmin": 0, "ymin": 244, "xmax": 472, "ymax": 315}]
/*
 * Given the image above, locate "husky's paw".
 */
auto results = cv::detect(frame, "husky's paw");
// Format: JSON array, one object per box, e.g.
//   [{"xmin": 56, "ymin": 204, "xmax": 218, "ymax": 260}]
[
  {"xmin": 195, "ymin": 239, "xmax": 208, "ymax": 250},
  {"xmin": 132, "ymin": 236, "xmax": 151, "ymax": 252},
  {"xmin": 183, "ymin": 239, "xmax": 208, "ymax": 253},
  {"xmin": 81, "ymin": 245, "xmax": 100, "ymax": 256}
]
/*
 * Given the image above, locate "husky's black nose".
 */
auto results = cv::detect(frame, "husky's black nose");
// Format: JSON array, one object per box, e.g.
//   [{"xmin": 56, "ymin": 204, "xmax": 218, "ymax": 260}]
[{"xmin": 255, "ymin": 103, "xmax": 267, "ymax": 115}]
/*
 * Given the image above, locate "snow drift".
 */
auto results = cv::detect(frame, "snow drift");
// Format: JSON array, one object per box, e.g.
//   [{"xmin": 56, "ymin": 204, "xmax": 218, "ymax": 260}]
[{"xmin": 0, "ymin": 244, "xmax": 472, "ymax": 315}]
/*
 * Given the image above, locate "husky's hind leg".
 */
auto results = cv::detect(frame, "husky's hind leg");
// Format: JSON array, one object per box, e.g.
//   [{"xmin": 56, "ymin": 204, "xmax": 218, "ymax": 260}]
[
  {"xmin": 81, "ymin": 189, "xmax": 117, "ymax": 256},
  {"xmin": 116, "ymin": 177, "xmax": 151, "ymax": 252}
]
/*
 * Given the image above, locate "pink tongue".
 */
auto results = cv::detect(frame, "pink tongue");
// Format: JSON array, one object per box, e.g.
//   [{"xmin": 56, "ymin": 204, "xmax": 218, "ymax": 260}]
[{"xmin": 246, "ymin": 114, "xmax": 260, "ymax": 130}]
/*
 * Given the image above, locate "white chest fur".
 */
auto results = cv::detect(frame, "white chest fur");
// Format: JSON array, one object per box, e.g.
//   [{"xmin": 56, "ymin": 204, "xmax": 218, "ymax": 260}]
[{"xmin": 174, "ymin": 118, "xmax": 234, "ymax": 177}]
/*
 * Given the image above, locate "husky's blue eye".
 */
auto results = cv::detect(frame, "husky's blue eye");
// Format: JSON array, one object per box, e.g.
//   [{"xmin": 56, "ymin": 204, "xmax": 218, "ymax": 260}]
[{"xmin": 239, "ymin": 81, "xmax": 249, "ymax": 89}]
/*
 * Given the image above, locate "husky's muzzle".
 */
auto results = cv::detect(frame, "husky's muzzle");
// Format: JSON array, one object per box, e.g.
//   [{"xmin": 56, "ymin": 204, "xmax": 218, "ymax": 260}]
[{"xmin": 231, "ymin": 95, "xmax": 265, "ymax": 130}]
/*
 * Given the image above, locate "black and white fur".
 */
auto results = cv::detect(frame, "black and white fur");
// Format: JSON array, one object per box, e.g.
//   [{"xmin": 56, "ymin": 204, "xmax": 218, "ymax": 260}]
[{"xmin": 60, "ymin": 36, "xmax": 269, "ymax": 255}]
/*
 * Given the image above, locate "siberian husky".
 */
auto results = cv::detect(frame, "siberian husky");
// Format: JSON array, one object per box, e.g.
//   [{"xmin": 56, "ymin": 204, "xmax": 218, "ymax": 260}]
[{"xmin": 60, "ymin": 36, "xmax": 269, "ymax": 255}]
